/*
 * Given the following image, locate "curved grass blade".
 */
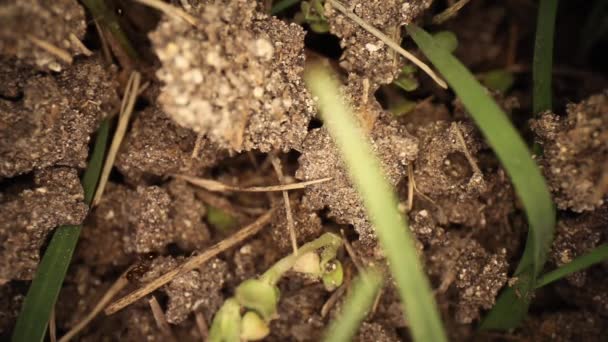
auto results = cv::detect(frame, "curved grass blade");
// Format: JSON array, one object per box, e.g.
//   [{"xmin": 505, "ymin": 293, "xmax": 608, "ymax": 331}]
[
  {"xmin": 323, "ymin": 270, "xmax": 382, "ymax": 342},
  {"xmin": 406, "ymin": 25, "xmax": 555, "ymax": 329},
  {"xmin": 271, "ymin": 0, "xmax": 300, "ymax": 15},
  {"xmin": 12, "ymin": 120, "xmax": 110, "ymax": 342},
  {"xmin": 305, "ymin": 65, "xmax": 447, "ymax": 342},
  {"xmin": 536, "ymin": 244, "xmax": 608, "ymax": 288},
  {"xmin": 533, "ymin": 0, "xmax": 559, "ymax": 114}
]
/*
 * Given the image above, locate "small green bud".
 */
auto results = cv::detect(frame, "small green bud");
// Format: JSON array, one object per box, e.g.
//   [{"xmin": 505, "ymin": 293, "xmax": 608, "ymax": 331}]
[
  {"xmin": 293, "ymin": 251, "xmax": 322, "ymax": 275},
  {"xmin": 240, "ymin": 311, "xmax": 270, "ymax": 341},
  {"xmin": 394, "ymin": 75, "xmax": 420, "ymax": 92},
  {"xmin": 322, "ymin": 260, "xmax": 344, "ymax": 291},
  {"xmin": 310, "ymin": 21, "xmax": 330, "ymax": 34},
  {"xmin": 433, "ymin": 31, "xmax": 459, "ymax": 53},
  {"xmin": 208, "ymin": 299, "xmax": 241, "ymax": 342},
  {"xmin": 235, "ymin": 279, "xmax": 279, "ymax": 321}
]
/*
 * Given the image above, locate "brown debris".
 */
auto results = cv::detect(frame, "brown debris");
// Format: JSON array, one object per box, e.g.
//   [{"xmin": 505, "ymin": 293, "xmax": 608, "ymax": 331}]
[
  {"xmin": 0, "ymin": 282, "xmax": 24, "ymax": 335},
  {"xmin": 0, "ymin": 0, "xmax": 86, "ymax": 71},
  {"xmin": 522, "ymin": 311, "xmax": 607, "ymax": 342},
  {"xmin": 150, "ymin": 0, "xmax": 315, "ymax": 152},
  {"xmin": 325, "ymin": 0, "xmax": 432, "ymax": 86},
  {"xmin": 356, "ymin": 322, "xmax": 400, "ymax": 342},
  {"xmin": 0, "ymin": 57, "xmax": 118, "ymax": 178},
  {"xmin": 0, "ymin": 167, "xmax": 88, "ymax": 281},
  {"xmin": 531, "ymin": 91, "xmax": 608, "ymax": 212},
  {"xmin": 269, "ymin": 198, "xmax": 323, "ymax": 253}
]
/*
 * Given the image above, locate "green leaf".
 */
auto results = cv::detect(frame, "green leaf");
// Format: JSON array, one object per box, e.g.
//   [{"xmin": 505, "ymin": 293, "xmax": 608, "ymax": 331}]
[
  {"xmin": 12, "ymin": 119, "xmax": 110, "ymax": 342},
  {"xmin": 305, "ymin": 64, "xmax": 447, "ymax": 342},
  {"xmin": 536, "ymin": 244, "xmax": 608, "ymax": 288},
  {"xmin": 235, "ymin": 279, "xmax": 279, "ymax": 321},
  {"xmin": 240, "ymin": 311, "xmax": 270, "ymax": 341},
  {"xmin": 533, "ymin": 0, "xmax": 559, "ymax": 114},
  {"xmin": 479, "ymin": 69, "xmax": 515, "ymax": 93},
  {"xmin": 323, "ymin": 270, "xmax": 383, "ymax": 342},
  {"xmin": 271, "ymin": 0, "xmax": 301, "ymax": 15},
  {"xmin": 479, "ymin": 272, "xmax": 534, "ymax": 330},
  {"xmin": 433, "ymin": 31, "xmax": 458, "ymax": 53},
  {"xmin": 406, "ymin": 24, "xmax": 555, "ymax": 329},
  {"xmin": 209, "ymin": 299, "xmax": 242, "ymax": 342}
]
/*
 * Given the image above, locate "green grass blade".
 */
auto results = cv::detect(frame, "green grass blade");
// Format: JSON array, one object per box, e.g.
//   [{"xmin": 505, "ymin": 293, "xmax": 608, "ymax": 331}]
[
  {"xmin": 406, "ymin": 25, "xmax": 555, "ymax": 329},
  {"xmin": 12, "ymin": 119, "xmax": 110, "ymax": 342},
  {"xmin": 305, "ymin": 65, "xmax": 447, "ymax": 342},
  {"xmin": 271, "ymin": 0, "xmax": 300, "ymax": 15},
  {"xmin": 536, "ymin": 244, "xmax": 608, "ymax": 288},
  {"xmin": 533, "ymin": 0, "xmax": 559, "ymax": 114},
  {"xmin": 323, "ymin": 270, "xmax": 382, "ymax": 342}
]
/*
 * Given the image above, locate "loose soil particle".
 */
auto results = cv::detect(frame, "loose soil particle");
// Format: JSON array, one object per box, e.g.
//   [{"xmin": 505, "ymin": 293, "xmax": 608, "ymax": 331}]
[
  {"xmin": 0, "ymin": 0, "xmax": 86, "ymax": 71},
  {"xmin": 150, "ymin": 0, "xmax": 315, "ymax": 152},
  {"xmin": 0, "ymin": 167, "xmax": 87, "ymax": 282},
  {"xmin": 0, "ymin": 57, "xmax": 118, "ymax": 178},
  {"xmin": 531, "ymin": 91, "xmax": 608, "ymax": 212}
]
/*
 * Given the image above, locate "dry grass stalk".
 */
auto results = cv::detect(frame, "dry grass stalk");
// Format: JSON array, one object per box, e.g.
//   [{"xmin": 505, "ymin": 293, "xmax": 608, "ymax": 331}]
[
  {"xmin": 69, "ymin": 33, "xmax": 93, "ymax": 56},
  {"xmin": 105, "ymin": 210, "xmax": 275, "ymax": 315},
  {"xmin": 49, "ymin": 308, "xmax": 57, "ymax": 342},
  {"xmin": 194, "ymin": 311, "xmax": 208, "ymax": 341},
  {"xmin": 175, "ymin": 174, "xmax": 332, "ymax": 193},
  {"xmin": 432, "ymin": 0, "xmax": 471, "ymax": 24},
  {"xmin": 92, "ymin": 71, "xmax": 141, "ymax": 206},
  {"xmin": 271, "ymin": 156, "xmax": 298, "ymax": 255},
  {"xmin": 327, "ymin": 0, "xmax": 448, "ymax": 89},
  {"xmin": 149, "ymin": 296, "xmax": 177, "ymax": 342},
  {"xmin": 59, "ymin": 275, "xmax": 129, "ymax": 342},
  {"xmin": 26, "ymin": 35, "xmax": 73, "ymax": 64}
]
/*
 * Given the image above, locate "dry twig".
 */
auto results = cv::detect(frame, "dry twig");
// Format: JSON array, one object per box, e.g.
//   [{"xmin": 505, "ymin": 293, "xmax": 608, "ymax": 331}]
[
  {"xmin": 175, "ymin": 174, "xmax": 332, "ymax": 193},
  {"xmin": 27, "ymin": 35, "xmax": 73, "ymax": 64},
  {"xmin": 432, "ymin": 0, "xmax": 471, "ymax": 24},
  {"xmin": 271, "ymin": 156, "xmax": 298, "ymax": 255},
  {"xmin": 134, "ymin": 0, "xmax": 198, "ymax": 26},
  {"xmin": 149, "ymin": 296, "xmax": 177, "ymax": 342}
]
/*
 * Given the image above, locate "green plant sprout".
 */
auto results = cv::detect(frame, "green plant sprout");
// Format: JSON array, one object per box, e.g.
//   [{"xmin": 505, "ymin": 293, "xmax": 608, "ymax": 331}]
[
  {"xmin": 209, "ymin": 232, "xmax": 343, "ymax": 341},
  {"xmin": 479, "ymin": 69, "xmax": 515, "ymax": 93},
  {"xmin": 206, "ymin": 205, "xmax": 238, "ymax": 232},
  {"xmin": 294, "ymin": 0, "xmax": 329, "ymax": 33}
]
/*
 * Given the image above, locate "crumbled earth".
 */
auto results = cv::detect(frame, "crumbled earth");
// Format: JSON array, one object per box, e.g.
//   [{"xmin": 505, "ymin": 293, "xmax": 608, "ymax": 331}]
[
  {"xmin": 0, "ymin": 282, "xmax": 24, "ymax": 336},
  {"xmin": 427, "ymin": 233, "xmax": 508, "ymax": 323},
  {"xmin": 520, "ymin": 311, "xmax": 608, "ymax": 342},
  {"xmin": 531, "ymin": 91, "xmax": 608, "ymax": 212},
  {"xmin": 356, "ymin": 322, "xmax": 400, "ymax": 342},
  {"xmin": 550, "ymin": 206, "xmax": 607, "ymax": 287},
  {"xmin": 0, "ymin": 57, "xmax": 118, "ymax": 178},
  {"xmin": 297, "ymin": 84, "xmax": 418, "ymax": 248},
  {"xmin": 150, "ymin": 0, "xmax": 315, "ymax": 152},
  {"xmin": 0, "ymin": 167, "xmax": 88, "ymax": 281},
  {"xmin": 0, "ymin": 0, "xmax": 86, "ymax": 71},
  {"xmin": 139, "ymin": 255, "xmax": 228, "ymax": 324},
  {"xmin": 325, "ymin": 0, "xmax": 432, "ymax": 86},
  {"xmin": 269, "ymin": 198, "xmax": 323, "ymax": 253},
  {"xmin": 116, "ymin": 106, "xmax": 224, "ymax": 183}
]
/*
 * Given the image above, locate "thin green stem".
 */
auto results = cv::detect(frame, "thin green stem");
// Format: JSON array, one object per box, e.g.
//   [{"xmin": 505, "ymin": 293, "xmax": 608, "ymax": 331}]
[
  {"xmin": 536, "ymin": 244, "xmax": 608, "ymax": 288},
  {"xmin": 533, "ymin": 0, "xmax": 559, "ymax": 114}
]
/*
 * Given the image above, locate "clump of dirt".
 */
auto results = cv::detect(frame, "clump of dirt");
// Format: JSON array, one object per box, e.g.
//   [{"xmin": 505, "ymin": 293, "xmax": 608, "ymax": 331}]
[
  {"xmin": 520, "ymin": 311, "xmax": 607, "ymax": 341},
  {"xmin": 269, "ymin": 198, "xmax": 323, "ymax": 253},
  {"xmin": 427, "ymin": 233, "xmax": 508, "ymax": 323},
  {"xmin": 550, "ymin": 206, "xmax": 607, "ymax": 287},
  {"xmin": 297, "ymin": 89, "xmax": 417, "ymax": 248},
  {"xmin": 0, "ymin": 57, "xmax": 118, "ymax": 178},
  {"xmin": 356, "ymin": 322, "xmax": 400, "ymax": 342},
  {"xmin": 139, "ymin": 255, "xmax": 228, "ymax": 323},
  {"xmin": 150, "ymin": 0, "xmax": 315, "ymax": 152},
  {"xmin": 0, "ymin": 0, "xmax": 86, "ymax": 71},
  {"xmin": 531, "ymin": 91, "xmax": 608, "ymax": 212},
  {"xmin": 0, "ymin": 167, "xmax": 87, "ymax": 281},
  {"xmin": 325, "ymin": 0, "xmax": 432, "ymax": 87},
  {"xmin": 116, "ymin": 106, "xmax": 224, "ymax": 183}
]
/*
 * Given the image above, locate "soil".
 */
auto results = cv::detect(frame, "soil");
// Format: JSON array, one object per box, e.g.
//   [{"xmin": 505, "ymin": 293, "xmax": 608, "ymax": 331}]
[{"xmin": 1, "ymin": 0, "xmax": 608, "ymax": 341}]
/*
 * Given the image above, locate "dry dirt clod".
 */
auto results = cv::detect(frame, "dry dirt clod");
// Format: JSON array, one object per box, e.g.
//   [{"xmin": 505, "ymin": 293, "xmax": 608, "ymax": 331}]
[
  {"xmin": 139, "ymin": 255, "xmax": 228, "ymax": 324},
  {"xmin": 115, "ymin": 106, "xmax": 224, "ymax": 184},
  {"xmin": 296, "ymin": 89, "xmax": 418, "ymax": 248},
  {"xmin": 550, "ymin": 207, "xmax": 607, "ymax": 287},
  {"xmin": 531, "ymin": 91, "xmax": 608, "ymax": 212},
  {"xmin": 0, "ymin": 56, "xmax": 118, "ymax": 178},
  {"xmin": 355, "ymin": 322, "xmax": 400, "ymax": 342},
  {"xmin": 427, "ymin": 234, "xmax": 508, "ymax": 323},
  {"xmin": 0, "ymin": 167, "xmax": 88, "ymax": 281},
  {"xmin": 0, "ymin": 0, "xmax": 86, "ymax": 71},
  {"xmin": 150, "ymin": 0, "xmax": 315, "ymax": 152},
  {"xmin": 325, "ymin": 0, "xmax": 433, "ymax": 87}
]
